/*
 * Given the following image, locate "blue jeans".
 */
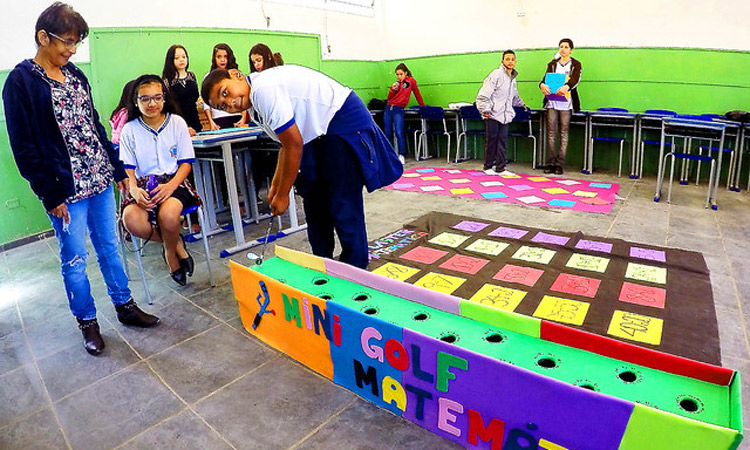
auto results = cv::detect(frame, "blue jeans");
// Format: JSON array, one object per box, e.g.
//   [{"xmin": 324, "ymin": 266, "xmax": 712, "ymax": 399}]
[
  {"xmin": 383, "ymin": 105, "xmax": 405, "ymax": 155},
  {"xmin": 47, "ymin": 185, "xmax": 131, "ymax": 321}
]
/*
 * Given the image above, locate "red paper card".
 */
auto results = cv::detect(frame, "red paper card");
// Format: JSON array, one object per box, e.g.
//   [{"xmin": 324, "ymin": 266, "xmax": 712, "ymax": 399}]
[
  {"xmin": 619, "ymin": 281, "xmax": 666, "ymax": 309},
  {"xmin": 493, "ymin": 264, "xmax": 545, "ymax": 287},
  {"xmin": 549, "ymin": 273, "xmax": 601, "ymax": 298},
  {"xmin": 439, "ymin": 254, "xmax": 490, "ymax": 275},
  {"xmin": 400, "ymin": 246, "xmax": 449, "ymax": 264}
]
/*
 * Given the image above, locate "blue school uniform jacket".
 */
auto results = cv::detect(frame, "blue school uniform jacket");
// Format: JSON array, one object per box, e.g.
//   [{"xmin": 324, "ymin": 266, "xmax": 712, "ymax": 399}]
[{"xmin": 2, "ymin": 60, "xmax": 127, "ymax": 211}]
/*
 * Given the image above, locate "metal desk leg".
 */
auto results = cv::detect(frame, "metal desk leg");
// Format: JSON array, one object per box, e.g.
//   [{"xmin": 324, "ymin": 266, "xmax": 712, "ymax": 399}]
[
  {"xmin": 221, "ymin": 142, "xmax": 246, "ymax": 247},
  {"xmin": 243, "ymin": 150, "xmax": 261, "ymax": 223},
  {"xmin": 654, "ymin": 125, "xmax": 667, "ymax": 202},
  {"xmin": 709, "ymin": 134, "xmax": 725, "ymax": 210},
  {"xmin": 630, "ymin": 119, "xmax": 638, "ymax": 178}
]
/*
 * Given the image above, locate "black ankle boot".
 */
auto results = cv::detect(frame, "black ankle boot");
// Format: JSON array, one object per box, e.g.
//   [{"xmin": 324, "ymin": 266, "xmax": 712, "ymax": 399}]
[
  {"xmin": 115, "ymin": 299, "xmax": 160, "ymax": 328},
  {"xmin": 178, "ymin": 234, "xmax": 194, "ymax": 277},
  {"xmin": 77, "ymin": 318, "xmax": 105, "ymax": 355}
]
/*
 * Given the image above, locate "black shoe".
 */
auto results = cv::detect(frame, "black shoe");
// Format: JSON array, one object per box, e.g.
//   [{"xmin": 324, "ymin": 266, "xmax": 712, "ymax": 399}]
[
  {"xmin": 555, "ymin": 165, "xmax": 564, "ymax": 175},
  {"xmin": 115, "ymin": 299, "xmax": 160, "ymax": 327},
  {"xmin": 178, "ymin": 234, "xmax": 194, "ymax": 277},
  {"xmin": 77, "ymin": 318, "xmax": 105, "ymax": 355},
  {"xmin": 170, "ymin": 266, "xmax": 187, "ymax": 286},
  {"xmin": 543, "ymin": 165, "xmax": 554, "ymax": 174}
]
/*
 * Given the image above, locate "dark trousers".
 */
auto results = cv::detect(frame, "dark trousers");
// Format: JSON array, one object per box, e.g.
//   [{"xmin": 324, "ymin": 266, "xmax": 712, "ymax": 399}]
[
  {"xmin": 545, "ymin": 108, "xmax": 572, "ymax": 166},
  {"xmin": 484, "ymin": 119, "xmax": 509, "ymax": 171},
  {"xmin": 296, "ymin": 135, "xmax": 369, "ymax": 269}
]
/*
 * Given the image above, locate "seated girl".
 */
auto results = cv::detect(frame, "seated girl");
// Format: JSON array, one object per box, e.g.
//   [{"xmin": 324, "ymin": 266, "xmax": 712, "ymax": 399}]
[{"xmin": 119, "ymin": 74, "xmax": 200, "ymax": 286}]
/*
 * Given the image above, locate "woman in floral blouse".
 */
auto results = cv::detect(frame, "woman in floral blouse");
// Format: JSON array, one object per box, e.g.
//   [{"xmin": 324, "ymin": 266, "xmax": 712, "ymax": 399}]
[{"xmin": 2, "ymin": 2, "xmax": 159, "ymax": 356}]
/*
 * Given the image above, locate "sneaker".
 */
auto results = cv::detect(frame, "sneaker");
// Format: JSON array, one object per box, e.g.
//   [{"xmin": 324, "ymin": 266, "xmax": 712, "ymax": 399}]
[
  {"xmin": 398, "ymin": 155, "xmax": 405, "ymax": 164},
  {"xmin": 483, "ymin": 168, "xmax": 499, "ymax": 175},
  {"xmin": 498, "ymin": 170, "xmax": 516, "ymax": 176}
]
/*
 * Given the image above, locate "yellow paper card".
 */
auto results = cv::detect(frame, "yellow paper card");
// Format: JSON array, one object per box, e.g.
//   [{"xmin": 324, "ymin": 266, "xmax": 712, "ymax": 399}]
[
  {"xmin": 607, "ymin": 310, "xmax": 663, "ymax": 345},
  {"xmin": 448, "ymin": 178, "xmax": 471, "ymax": 184},
  {"xmin": 566, "ymin": 253, "xmax": 610, "ymax": 273},
  {"xmin": 533, "ymin": 295, "xmax": 590, "ymax": 326},
  {"xmin": 468, "ymin": 283, "xmax": 526, "ymax": 312},
  {"xmin": 512, "ymin": 246, "xmax": 557, "ymax": 265},
  {"xmin": 465, "ymin": 239, "xmax": 510, "ymax": 256},
  {"xmin": 625, "ymin": 263, "xmax": 667, "ymax": 285},
  {"xmin": 402, "ymin": 173, "xmax": 421, "ymax": 178},
  {"xmin": 372, "ymin": 262, "xmax": 420, "ymax": 282},
  {"xmin": 450, "ymin": 188, "xmax": 475, "ymax": 195},
  {"xmin": 527, "ymin": 176, "xmax": 551, "ymax": 182},
  {"xmin": 421, "ymin": 176, "xmax": 441, "ymax": 181},
  {"xmin": 428, "ymin": 232, "xmax": 470, "ymax": 248},
  {"xmin": 542, "ymin": 188, "xmax": 570, "ymax": 195},
  {"xmin": 413, "ymin": 272, "xmax": 466, "ymax": 295},
  {"xmin": 499, "ymin": 173, "xmax": 522, "ymax": 179},
  {"xmin": 572, "ymin": 190, "xmax": 598, "ymax": 198}
]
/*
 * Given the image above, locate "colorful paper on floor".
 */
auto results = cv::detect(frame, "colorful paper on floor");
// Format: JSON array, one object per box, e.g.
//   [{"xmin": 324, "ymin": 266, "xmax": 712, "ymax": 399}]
[
  {"xmin": 384, "ymin": 167, "xmax": 620, "ymax": 214},
  {"xmin": 366, "ymin": 211, "xmax": 720, "ymax": 365}
]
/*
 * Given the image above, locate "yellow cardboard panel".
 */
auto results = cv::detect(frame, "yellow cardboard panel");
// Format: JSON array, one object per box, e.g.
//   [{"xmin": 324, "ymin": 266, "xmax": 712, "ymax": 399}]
[
  {"xmin": 625, "ymin": 263, "xmax": 667, "ymax": 285},
  {"xmin": 413, "ymin": 272, "xmax": 466, "ymax": 295},
  {"xmin": 607, "ymin": 310, "xmax": 664, "ymax": 345},
  {"xmin": 465, "ymin": 239, "xmax": 510, "ymax": 256},
  {"xmin": 468, "ymin": 283, "xmax": 527, "ymax": 312},
  {"xmin": 512, "ymin": 245, "xmax": 557, "ymax": 265},
  {"xmin": 372, "ymin": 262, "xmax": 421, "ymax": 282},
  {"xmin": 566, "ymin": 253, "xmax": 610, "ymax": 273},
  {"xmin": 533, "ymin": 295, "xmax": 590, "ymax": 326}
]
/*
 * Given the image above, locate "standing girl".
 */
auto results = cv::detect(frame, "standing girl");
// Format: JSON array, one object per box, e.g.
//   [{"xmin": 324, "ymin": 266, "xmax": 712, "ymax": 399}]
[
  {"xmin": 119, "ymin": 74, "xmax": 200, "ymax": 287},
  {"xmin": 162, "ymin": 44, "xmax": 202, "ymax": 136},
  {"xmin": 384, "ymin": 62, "xmax": 425, "ymax": 164},
  {"xmin": 202, "ymin": 43, "xmax": 246, "ymax": 130},
  {"xmin": 539, "ymin": 38, "xmax": 582, "ymax": 175},
  {"xmin": 249, "ymin": 43, "xmax": 284, "ymax": 73}
]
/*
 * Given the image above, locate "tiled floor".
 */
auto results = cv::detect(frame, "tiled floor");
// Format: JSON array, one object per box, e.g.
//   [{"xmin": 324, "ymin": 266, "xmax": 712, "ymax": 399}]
[{"xmin": 0, "ymin": 159, "xmax": 748, "ymax": 449}]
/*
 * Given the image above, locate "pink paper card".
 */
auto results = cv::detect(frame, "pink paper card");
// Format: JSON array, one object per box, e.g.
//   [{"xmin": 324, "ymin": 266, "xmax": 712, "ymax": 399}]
[
  {"xmin": 488, "ymin": 226, "xmax": 528, "ymax": 239},
  {"xmin": 531, "ymin": 232, "xmax": 570, "ymax": 246},
  {"xmin": 550, "ymin": 273, "xmax": 601, "ymax": 298},
  {"xmin": 629, "ymin": 247, "xmax": 667, "ymax": 263},
  {"xmin": 452, "ymin": 220, "xmax": 490, "ymax": 233},
  {"xmin": 619, "ymin": 281, "xmax": 666, "ymax": 309},
  {"xmin": 575, "ymin": 239, "xmax": 613, "ymax": 253},
  {"xmin": 493, "ymin": 264, "xmax": 545, "ymax": 287},
  {"xmin": 439, "ymin": 254, "xmax": 490, "ymax": 275},
  {"xmin": 400, "ymin": 246, "xmax": 449, "ymax": 264}
]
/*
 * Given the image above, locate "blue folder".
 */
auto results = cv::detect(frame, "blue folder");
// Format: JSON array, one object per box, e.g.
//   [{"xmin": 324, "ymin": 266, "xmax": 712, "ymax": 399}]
[{"xmin": 544, "ymin": 73, "xmax": 567, "ymax": 102}]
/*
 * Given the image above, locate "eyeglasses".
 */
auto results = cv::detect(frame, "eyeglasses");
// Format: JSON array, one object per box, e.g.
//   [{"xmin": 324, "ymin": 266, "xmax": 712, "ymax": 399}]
[
  {"xmin": 137, "ymin": 94, "xmax": 166, "ymax": 104},
  {"xmin": 46, "ymin": 31, "xmax": 83, "ymax": 49}
]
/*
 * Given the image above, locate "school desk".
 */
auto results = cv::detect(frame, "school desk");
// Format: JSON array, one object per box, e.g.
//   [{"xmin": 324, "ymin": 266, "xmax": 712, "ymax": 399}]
[
  {"xmin": 191, "ymin": 127, "xmax": 307, "ymax": 256},
  {"xmin": 585, "ymin": 110, "xmax": 639, "ymax": 177}
]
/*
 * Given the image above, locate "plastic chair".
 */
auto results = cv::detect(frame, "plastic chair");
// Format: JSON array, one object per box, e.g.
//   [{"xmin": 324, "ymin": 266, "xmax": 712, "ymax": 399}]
[
  {"xmin": 588, "ymin": 108, "xmax": 632, "ymax": 177},
  {"xmin": 508, "ymin": 107, "xmax": 537, "ymax": 168},
  {"xmin": 415, "ymin": 106, "xmax": 451, "ymax": 161},
  {"xmin": 121, "ymin": 203, "xmax": 215, "ymax": 305},
  {"xmin": 453, "ymin": 105, "xmax": 483, "ymax": 163}
]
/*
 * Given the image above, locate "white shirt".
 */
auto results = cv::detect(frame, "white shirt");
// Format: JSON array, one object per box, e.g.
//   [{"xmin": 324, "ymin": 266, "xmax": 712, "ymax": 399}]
[
  {"xmin": 548, "ymin": 59, "xmax": 573, "ymax": 111},
  {"xmin": 119, "ymin": 113, "xmax": 195, "ymax": 179},
  {"xmin": 245, "ymin": 65, "xmax": 352, "ymax": 144}
]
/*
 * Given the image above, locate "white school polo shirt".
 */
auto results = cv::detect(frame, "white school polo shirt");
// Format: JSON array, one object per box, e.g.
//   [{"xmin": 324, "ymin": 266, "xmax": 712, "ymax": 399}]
[
  {"xmin": 246, "ymin": 65, "xmax": 352, "ymax": 144},
  {"xmin": 119, "ymin": 113, "xmax": 195, "ymax": 179}
]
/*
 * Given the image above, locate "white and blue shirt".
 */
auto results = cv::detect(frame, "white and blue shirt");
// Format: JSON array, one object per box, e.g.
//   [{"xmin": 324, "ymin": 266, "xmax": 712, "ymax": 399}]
[
  {"xmin": 119, "ymin": 113, "xmax": 195, "ymax": 178},
  {"xmin": 246, "ymin": 65, "xmax": 352, "ymax": 144}
]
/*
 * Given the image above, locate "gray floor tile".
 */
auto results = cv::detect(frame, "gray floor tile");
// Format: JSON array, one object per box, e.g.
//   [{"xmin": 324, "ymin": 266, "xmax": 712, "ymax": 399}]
[
  {"xmin": 195, "ymin": 357, "xmax": 354, "ymax": 450},
  {"xmin": 187, "ymin": 280, "xmax": 241, "ymax": 322},
  {"xmin": 0, "ymin": 364, "xmax": 49, "ymax": 428},
  {"xmin": 37, "ymin": 326, "xmax": 141, "ymax": 401},
  {"xmin": 14, "ymin": 277, "xmax": 71, "ymax": 328},
  {"xmin": 0, "ymin": 330, "xmax": 33, "ymax": 376},
  {"xmin": 55, "ymin": 362, "xmax": 183, "ymax": 450},
  {"xmin": 296, "ymin": 398, "xmax": 463, "ymax": 450},
  {"xmin": 0, "ymin": 300, "xmax": 22, "ymax": 338},
  {"xmin": 717, "ymin": 308, "xmax": 750, "ymax": 361},
  {"xmin": 118, "ymin": 409, "xmax": 232, "ymax": 450},
  {"xmin": 0, "ymin": 407, "xmax": 67, "ymax": 450},
  {"xmin": 149, "ymin": 324, "xmax": 274, "ymax": 404},
  {"xmin": 24, "ymin": 313, "xmax": 83, "ymax": 360}
]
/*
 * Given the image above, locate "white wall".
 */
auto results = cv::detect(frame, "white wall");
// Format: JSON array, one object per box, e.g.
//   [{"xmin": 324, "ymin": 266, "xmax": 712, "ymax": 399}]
[{"xmin": 2, "ymin": 0, "xmax": 748, "ymax": 71}]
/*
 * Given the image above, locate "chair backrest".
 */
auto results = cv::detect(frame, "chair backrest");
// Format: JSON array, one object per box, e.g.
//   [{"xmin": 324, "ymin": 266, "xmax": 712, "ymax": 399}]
[
  {"xmin": 674, "ymin": 114, "xmax": 712, "ymax": 121},
  {"xmin": 701, "ymin": 113, "xmax": 725, "ymax": 120},
  {"xmin": 458, "ymin": 105, "xmax": 482, "ymax": 120},
  {"xmin": 419, "ymin": 106, "xmax": 446, "ymax": 120},
  {"xmin": 597, "ymin": 107, "xmax": 629, "ymax": 113},
  {"xmin": 644, "ymin": 109, "xmax": 677, "ymax": 117},
  {"xmin": 512, "ymin": 106, "xmax": 532, "ymax": 122}
]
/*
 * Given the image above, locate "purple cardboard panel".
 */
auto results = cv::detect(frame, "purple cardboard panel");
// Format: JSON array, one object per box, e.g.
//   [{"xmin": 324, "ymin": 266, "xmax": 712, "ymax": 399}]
[
  {"xmin": 575, "ymin": 239, "xmax": 614, "ymax": 254},
  {"xmin": 629, "ymin": 247, "xmax": 667, "ymax": 263},
  {"xmin": 531, "ymin": 232, "xmax": 570, "ymax": 246},
  {"xmin": 400, "ymin": 329, "xmax": 633, "ymax": 449},
  {"xmin": 488, "ymin": 226, "xmax": 528, "ymax": 240}
]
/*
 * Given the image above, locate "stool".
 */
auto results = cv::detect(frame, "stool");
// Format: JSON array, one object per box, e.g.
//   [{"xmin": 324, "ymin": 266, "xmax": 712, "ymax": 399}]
[{"xmin": 663, "ymin": 152, "xmax": 716, "ymax": 209}]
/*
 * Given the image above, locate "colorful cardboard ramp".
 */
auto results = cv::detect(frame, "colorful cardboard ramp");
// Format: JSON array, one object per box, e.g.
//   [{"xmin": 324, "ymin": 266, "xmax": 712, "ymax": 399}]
[
  {"xmin": 367, "ymin": 212, "xmax": 721, "ymax": 365},
  {"xmin": 230, "ymin": 247, "xmax": 743, "ymax": 450},
  {"xmin": 384, "ymin": 167, "xmax": 620, "ymax": 214}
]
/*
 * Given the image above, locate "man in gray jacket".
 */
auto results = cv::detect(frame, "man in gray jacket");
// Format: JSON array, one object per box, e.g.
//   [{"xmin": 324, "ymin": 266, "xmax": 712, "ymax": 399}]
[{"xmin": 476, "ymin": 50, "xmax": 527, "ymax": 176}]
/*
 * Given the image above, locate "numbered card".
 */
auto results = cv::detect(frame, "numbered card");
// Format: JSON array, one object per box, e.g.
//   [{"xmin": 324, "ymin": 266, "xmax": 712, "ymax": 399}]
[
  {"xmin": 548, "ymin": 199, "xmax": 576, "ymax": 208},
  {"xmin": 392, "ymin": 183, "xmax": 415, "ymax": 189},
  {"xmin": 625, "ymin": 263, "xmax": 667, "ymax": 285},
  {"xmin": 448, "ymin": 178, "xmax": 472, "ymax": 184},
  {"xmin": 607, "ymin": 310, "xmax": 663, "ymax": 345},
  {"xmin": 400, "ymin": 246, "xmax": 448, "ymax": 264},
  {"xmin": 549, "ymin": 273, "xmax": 601, "ymax": 298},
  {"xmin": 439, "ymin": 254, "xmax": 489, "ymax": 275},
  {"xmin": 527, "ymin": 176, "xmax": 551, "ymax": 182},
  {"xmin": 530, "ymin": 232, "xmax": 570, "ymax": 246},
  {"xmin": 428, "ymin": 232, "xmax": 470, "ymax": 248},
  {"xmin": 421, "ymin": 176, "xmax": 442, "ymax": 181},
  {"xmin": 413, "ymin": 272, "xmax": 466, "ymax": 295},
  {"xmin": 450, "ymin": 187, "xmax": 474, "ymax": 195},
  {"xmin": 416, "ymin": 168, "xmax": 435, "ymax": 173},
  {"xmin": 572, "ymin": 190, "xmax": 597, "ymax": 198},
  {"xmin": 402, "ymin": 173, "xmax": 421, "ymax": 178},
  {"xmin": 480, "ymin": 181, "xmax": 505, "ymax": 187},
  {"xmin": 511, "ymin": 246, "xmax": 557, "ymax": 265},
  {"xmin": 619, "ymin": 281, "xmax": 666, "ymax": 309},
  {"xmin": 420, "ymin": 185, "xmax": 444, "ymax": 192},
  {"xmin": 468, "ymin": 283, "xmax": 527, "ymax": 312},
  {"xmin": 481, "ymin": 192, "xmax": 508, "ymax": 199},
  {"xmin": 533, "ymin": 295, "xmax": 590, "ymax": 326},
  {"xmin": 629, "ymin": 247, "xmax": 667, "ymax": 263},
  {"xmin": 493, "ymin": 264, "xmax": 545, "ymax": 287},
  {"xmin": 566, "ymin": 253, "xmax": 610, "ymax": 273},
  {"xmin": 372, "ymin": 263, "xmax": 421, "ymax": 282},
  {"xmin": 542, "ymin": 187, "xmax": 570, "ymax": 195},
  {"xmin": 509, "ymin": 184, "xmax": 534, "ymax": 191},
  {"xmin": 517, "ymin": 195, "xmax": 546, "ymax": 204},
  {"xmin": 488, "ymin": 226, "xmax": 528, "ymax": 239},
  {"xmin": 556, "ymin": 179, "xmax": 581, "ymax": 186},
  {"xmin": 465, "ymin": 239, "xmax": 510, "ymax": 256},
  {"xmin": 452, "ymin": 220, "xmax": 490, "ymax": 233},
  {"xmin": 575, "ymin": 239, "xmax": 613, "ymax": 253}
]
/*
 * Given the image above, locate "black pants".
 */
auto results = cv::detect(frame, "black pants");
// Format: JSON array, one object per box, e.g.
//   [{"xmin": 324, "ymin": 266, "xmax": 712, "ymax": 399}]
[
  {"xmin": 484, "ymin": 119, "xmax": 509, "ymax": 171},
  {"xmin": 296, "ymin": 134, "xmax": 369, "ymax": 269}
]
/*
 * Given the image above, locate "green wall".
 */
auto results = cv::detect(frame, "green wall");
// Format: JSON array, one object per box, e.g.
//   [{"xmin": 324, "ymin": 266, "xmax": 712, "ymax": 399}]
[{"xmin": 1, "ymin": 27, "xmax": 749, "ymax": 245}]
